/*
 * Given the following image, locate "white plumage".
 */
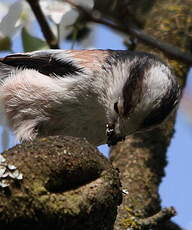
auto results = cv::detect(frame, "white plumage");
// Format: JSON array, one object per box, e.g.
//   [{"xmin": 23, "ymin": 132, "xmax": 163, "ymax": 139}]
[{"xmin": 0, "ymin": 49, "xmax": 180, "ymax": 146}]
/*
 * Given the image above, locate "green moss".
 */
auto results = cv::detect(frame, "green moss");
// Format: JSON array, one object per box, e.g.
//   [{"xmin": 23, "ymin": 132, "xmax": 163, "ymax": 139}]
[
  {"xmin": 120, "ymin": 207, "xmax": 141, "ymax": 229},
  {"xmin": 31, "ymin": 180, "xmax": 48, "ymax": 196},
  {"xmin": 121, "ymin": 217, "xmax": 141, "ymax": 229}
]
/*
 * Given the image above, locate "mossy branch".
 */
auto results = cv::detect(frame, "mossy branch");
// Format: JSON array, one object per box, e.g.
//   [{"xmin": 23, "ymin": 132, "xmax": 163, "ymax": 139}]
[
  {"xmin": 121, "ymin": 207, "xmax": 176, "ymax": 230},
  {"xmin": 0, "ymin": 136, "xmax": 122, "ymax": 230}
]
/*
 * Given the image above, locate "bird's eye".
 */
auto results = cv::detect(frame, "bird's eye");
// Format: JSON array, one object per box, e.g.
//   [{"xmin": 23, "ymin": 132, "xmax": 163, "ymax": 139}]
[{"xmin": 114, "ymin": 102, "xmax": 119, "ymax": 114}]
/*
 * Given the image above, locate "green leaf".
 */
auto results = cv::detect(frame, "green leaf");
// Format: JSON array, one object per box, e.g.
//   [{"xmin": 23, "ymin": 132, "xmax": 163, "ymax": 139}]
[
  {"xmin": 0, "ymin": 36, "xmax": 11, "ymax": 51},
  {"xmin": 21, "ymin": 27, "xmax": 48, "ymax": 52}
]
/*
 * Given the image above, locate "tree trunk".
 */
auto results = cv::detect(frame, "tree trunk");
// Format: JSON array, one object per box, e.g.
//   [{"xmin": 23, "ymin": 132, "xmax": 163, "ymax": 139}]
[{"xmin": 108, "ymin": 0, "xmax": 192, "ymax": 229}]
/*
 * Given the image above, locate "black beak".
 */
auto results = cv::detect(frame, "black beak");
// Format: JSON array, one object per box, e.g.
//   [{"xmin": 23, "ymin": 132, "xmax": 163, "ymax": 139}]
[{"xmin": 106, "ymin": 124, "xmax": 125, "ymax": 146}]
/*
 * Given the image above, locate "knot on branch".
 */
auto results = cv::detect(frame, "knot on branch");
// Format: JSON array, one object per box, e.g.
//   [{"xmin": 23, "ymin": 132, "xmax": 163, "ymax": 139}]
[{"xmin": 0, "ymin": 136, "xmax": 122, "ymax": 230}]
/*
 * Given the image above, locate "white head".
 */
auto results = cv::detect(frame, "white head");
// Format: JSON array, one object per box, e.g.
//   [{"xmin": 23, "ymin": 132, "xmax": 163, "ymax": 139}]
[{"xmin": 101, "ymin": 51, "xmax": 181, "ymax": 145}]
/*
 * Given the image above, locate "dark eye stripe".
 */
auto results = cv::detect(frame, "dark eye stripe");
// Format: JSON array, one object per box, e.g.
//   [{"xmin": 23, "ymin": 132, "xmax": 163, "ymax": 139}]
[
  {"xmin": 122, "ymin": 57, "xmax": 151, "ymax": 116},
  {"xmin": 114, "ymin": 102, "xmax": 119, "ymax": 114}
]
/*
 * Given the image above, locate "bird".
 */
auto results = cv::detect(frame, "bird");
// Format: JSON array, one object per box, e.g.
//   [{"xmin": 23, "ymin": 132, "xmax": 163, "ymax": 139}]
[{"xmin": 0, "ymin": 49, "xmax": 181, "ymax": 146}]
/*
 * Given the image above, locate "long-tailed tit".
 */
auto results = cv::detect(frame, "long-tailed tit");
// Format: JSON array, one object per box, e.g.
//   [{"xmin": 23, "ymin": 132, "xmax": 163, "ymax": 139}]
[{"xmin": 0, "ymin": 50, "xmax": 181, "ymax": 146}]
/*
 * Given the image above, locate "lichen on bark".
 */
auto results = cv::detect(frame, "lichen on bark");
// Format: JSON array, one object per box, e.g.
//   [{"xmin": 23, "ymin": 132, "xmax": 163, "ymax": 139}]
[{"xmin": 0, "ymin": 136, "xmax": 122, "ymax": 230}]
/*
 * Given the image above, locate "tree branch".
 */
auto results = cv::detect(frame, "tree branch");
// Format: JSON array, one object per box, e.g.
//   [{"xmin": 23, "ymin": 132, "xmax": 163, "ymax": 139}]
[
  {"xmin": 65, "ymin": 0, "xmax": 192, "ymax": 65},
  {"xmin": 26, "ymin": 0, "xmax": 59, "ymax": 49},
  {"xmin": 121, "ymin": 207, "xmax": 176, "ymax": 230},
  {"xmin": 139, "ymin": 207, "xmax": 176, "ymax": 228},
  {"xmin": 109, "ymin": 1, "xmax": 191, "ymax": 230},
  {"xmin": 0, "ymin": 136, "xmax": 122, "ymax": 230}
]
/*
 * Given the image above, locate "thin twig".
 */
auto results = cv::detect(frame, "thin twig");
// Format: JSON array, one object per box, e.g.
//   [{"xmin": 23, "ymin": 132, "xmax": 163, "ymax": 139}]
[
  {"xmin": 26, "ymin": 0, "xmax": 59, "ymax": 49},
  {"xmin": 65, "ymin": 0, "xmax": 192, "ymax": 65}
]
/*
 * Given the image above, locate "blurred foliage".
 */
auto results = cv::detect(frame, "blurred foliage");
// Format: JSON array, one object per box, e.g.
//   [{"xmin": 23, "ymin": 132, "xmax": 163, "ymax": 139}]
[
  {"xmin": 0, "ymin": 36, "xmax": 11, "ymax": 51},
  {"xmin": 0, "ymin": 0, "xmax": 95, "ymax": 52},
  {"xmin": 21, "ymin": 27, "xmax": 48, "ymax": 52}
]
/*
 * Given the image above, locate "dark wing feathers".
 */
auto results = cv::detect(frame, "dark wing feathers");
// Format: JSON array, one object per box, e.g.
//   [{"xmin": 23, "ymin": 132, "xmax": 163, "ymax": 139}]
[{"xmin": 0, "ymin": 51, "xmax": 83, "ymax": 77}]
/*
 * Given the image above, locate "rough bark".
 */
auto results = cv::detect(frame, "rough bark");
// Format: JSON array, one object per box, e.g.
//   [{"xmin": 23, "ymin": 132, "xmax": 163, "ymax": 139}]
[
  {"xmin": 109, "ymin": 0, "xmax": 192, "ymax": 230},
  {"xmin": 0, "ymin": 136, "xmax": 122, "ymax": 230}
]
